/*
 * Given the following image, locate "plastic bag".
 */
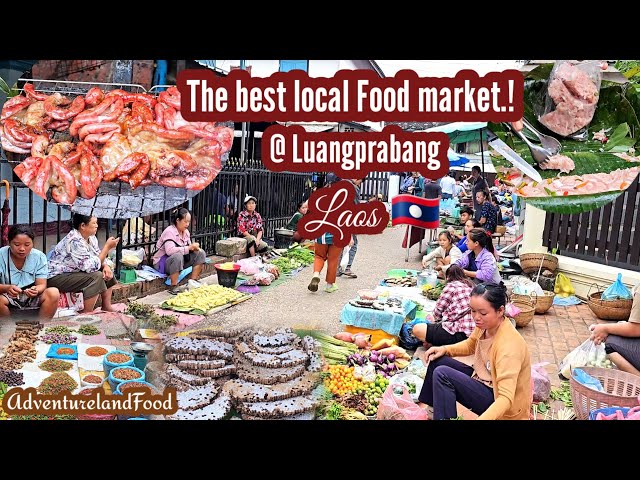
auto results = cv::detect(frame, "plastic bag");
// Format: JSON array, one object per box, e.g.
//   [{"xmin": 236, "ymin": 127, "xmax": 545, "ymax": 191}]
[
  {"xmin": 554, "ymin": 273, "xmax": 575, "ymax": 298},
  {"xmin": 121, "ymin": 248, "xmax": 145, "ymax": 267},
  {"xmin": 559, "ymin": 339, "xmax": 613, "ymax": 379},
  {"xmin": 389, "ymin": 372, "xmax": 424, "ymax": 403},
  {"xmin": 538, "ymin": 60, "xmax": 602, "ymax": 139},
  {"xmin": 505, "ymin": 303, "xmax": 522, "ymax": 318},
  {"xmin": 572, "ymin": 368, "xmax": 604, "ymax": 392},
  {"xmin": 253, "ymin": 271, "xmax": 275, "ymax": 286},
  {"xmin": 237, "ymin": 257, "xmax": 262, "ymax": 275},
  {"xmin": 377, "ymin": 385, "xmax": 429, "ymax": 420},
  {"xmin": 531, "ymin": 362, "xmax": 551, "ymax": 402},
  {"xmin": 601, "ymin": 273, "xmax": 632, "ymax": 300},
  {"xmin": 406, "ymin": 358, "xmax": 428, "ymax": 379},
  {"xmin": 399, "ymin": 318, "xmax": 427, "ymax": 350},
  {"xmin": 340, "ymin": 249, "xmax": 349, "ymax": 270}
]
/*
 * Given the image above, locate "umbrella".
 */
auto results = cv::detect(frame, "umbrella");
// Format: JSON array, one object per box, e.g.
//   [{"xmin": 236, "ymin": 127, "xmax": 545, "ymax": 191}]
[{"xmin": 1, "ymin": 180, "xmax": 10, "ymax": 247}]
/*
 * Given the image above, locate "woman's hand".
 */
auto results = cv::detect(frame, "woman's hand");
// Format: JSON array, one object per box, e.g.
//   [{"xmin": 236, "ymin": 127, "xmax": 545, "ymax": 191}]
[
  {"xmin": 102, "ymin": 265, "xmax": 113, "ymax": 281},
  {"xmin": 24, "ymin": 286, "xmax": 39, "ymax": 298},
  {"xmin": 105, "ymin": 237, "xmax": 120, "ymax": 250},
  {"xmin": 190, "ymin": 242, "xmax": 200, "ymax": 251},
  {"xmin": 425, "ymin": 346, "xmax": 446, "ymax": 363},
  {"xmin": 589, "ymin": 323, "xmax": 609, "ymax": 345},
  {"xmin": 434, "ymin": 265, "xmax": 442, "ymax": 271},
  {"xmin": 6, "ymin": 285, "xmax": 22, "ymax": 298}
]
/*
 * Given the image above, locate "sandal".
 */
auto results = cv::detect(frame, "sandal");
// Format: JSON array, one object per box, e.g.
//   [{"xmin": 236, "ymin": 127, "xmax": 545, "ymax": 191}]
[
  {"xmin": 343, "ymin": 269, "xmax": 358, "ymax": 278},
  {"xmin": 308, "ymin": 276, "xmax": 320, "ymax": 292}
]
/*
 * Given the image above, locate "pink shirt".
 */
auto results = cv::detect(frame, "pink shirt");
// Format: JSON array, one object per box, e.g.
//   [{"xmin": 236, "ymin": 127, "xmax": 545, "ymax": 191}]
[{"xmin": 152, "ymin": 225, "xmax": 191, "ymax": 265}]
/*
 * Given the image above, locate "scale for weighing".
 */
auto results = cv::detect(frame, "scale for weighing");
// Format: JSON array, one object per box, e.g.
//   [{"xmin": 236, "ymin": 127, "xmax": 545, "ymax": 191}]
[{"xmin": 130, "ymin": 341, "xmax": 155, "ymax": 371}]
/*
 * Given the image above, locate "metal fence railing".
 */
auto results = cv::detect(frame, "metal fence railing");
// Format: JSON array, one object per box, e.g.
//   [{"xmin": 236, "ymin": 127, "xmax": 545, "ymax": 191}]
[{"xmin": 1, "ymin": 159, "xmax": 394, "ymax": 276}]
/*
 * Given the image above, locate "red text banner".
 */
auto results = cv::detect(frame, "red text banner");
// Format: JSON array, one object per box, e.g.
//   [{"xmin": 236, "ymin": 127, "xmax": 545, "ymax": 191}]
[
  {"xmin": 177, "ymin": 69, "xmax": 524, "ymax": 123},
  {"xmin": 298, "ymin": 181, "xmax": 390, "ymax": 247},
  {"xmin": 263, "ymin": 125, "xmax": 450, "ymax": 180}
]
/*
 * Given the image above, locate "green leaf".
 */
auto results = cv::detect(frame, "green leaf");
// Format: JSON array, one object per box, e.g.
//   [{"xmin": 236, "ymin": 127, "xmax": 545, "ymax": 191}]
[
  {"xmin": 603, "ymin": 123, "xmax": 630, "ymax": 151},
  {"xmin": 160, "ymin": 301, "xmax": 171, "ymax": 309},
  {"xmin": 190, "ymin": 309, "xmax": 206, "ymax": 315},
  {"xmin": 623, "ymin": 66, "xmax": 640, "ymax": 79},
  {"xmin": 0, "ymin": 76, "xmax": 10, "ymax": 95},
  {"xmin": 525, "ymin": 191, "xmax": 624, "ymax": 214},
  {"xmin": 171, "ymin": 306, "xmax": 193, "ymax": 313},
  {"xmin": 590, "ymin": 85, "xmax": 640, "ymax": 138}
]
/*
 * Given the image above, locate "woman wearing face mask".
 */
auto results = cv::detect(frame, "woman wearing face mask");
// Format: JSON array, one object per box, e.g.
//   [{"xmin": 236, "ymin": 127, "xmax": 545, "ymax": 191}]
[
  {"xmin": 421, "ymin": 231, "xmax": 462, "ymax": 277},
  {"xmin": 0, "ymin": 225, "xmax": 59, "ymax": 319},
  {"xmin": 418, "ymin": 282, "xmax": 531, "ymax": 420},
  {"xmin": 454, "ymin": 228, "xmax": 501, "ymax": 285}
]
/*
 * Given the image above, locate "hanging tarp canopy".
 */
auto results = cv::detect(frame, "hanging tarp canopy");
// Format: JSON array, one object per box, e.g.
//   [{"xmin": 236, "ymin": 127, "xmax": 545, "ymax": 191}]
[
  {"xmin": 447, "ymin": 149, "xmax": 470, "ymax": 167},
  {"xmin": 417, "ymin": 121, "xmax": 488, "ymax": 144}
]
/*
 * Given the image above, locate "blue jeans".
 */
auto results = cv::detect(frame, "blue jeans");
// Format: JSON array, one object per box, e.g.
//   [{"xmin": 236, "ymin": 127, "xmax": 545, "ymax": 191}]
[{"xmin": 418, "ymin": 356, "xmax": 494, "ymax": 420}]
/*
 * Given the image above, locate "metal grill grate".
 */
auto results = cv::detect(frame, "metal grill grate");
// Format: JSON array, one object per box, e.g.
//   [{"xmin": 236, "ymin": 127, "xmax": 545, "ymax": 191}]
[{"xmin": 2, "ymin": 79, "xmax": 231, "ymax": 219}]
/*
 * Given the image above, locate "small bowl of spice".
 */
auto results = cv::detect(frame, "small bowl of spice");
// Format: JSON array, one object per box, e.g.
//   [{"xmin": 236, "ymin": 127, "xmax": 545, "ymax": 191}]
[
  {"xmin": 108, "ymin": 366, "xmax": 145, "ymax": 392},
  {"xmin": 81, "ymin": 374, "xmax": 105, "ymax": 388},
  {"xmin": 103, "ymin": 350, "xmax": 134, "ymax": 376}
]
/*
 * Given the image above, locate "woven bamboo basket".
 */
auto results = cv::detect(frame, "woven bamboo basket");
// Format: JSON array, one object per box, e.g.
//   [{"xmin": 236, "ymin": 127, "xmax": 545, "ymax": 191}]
[
  {"xmin": 511, "ymin": 299, "xmax": 535, "ymax": 328},
  {"xmin": 587, "ymin": 292, "xmax": 632, "ymax": 321},
  {"xmin": 533, "ymin": 291, "xmax": 555, "ymax": 314},
  {"xmin": 569, "ymin": 366, "xmax": 640, "ymax": 420},
  {"xmin": 519, "ymin": 253, "xmax": 559, "ymax": 274}
]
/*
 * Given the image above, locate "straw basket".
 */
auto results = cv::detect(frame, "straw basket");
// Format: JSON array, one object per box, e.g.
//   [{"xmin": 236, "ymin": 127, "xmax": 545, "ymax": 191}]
[
  {"xmin": 587, "ymin": 292, "xmax": 632, "ymax": 321},
  {"xmin": 533, "ymin": 291, "xmax": 555, "ymax": 314},
  {"xmin": 510, "ymin": 296, "xmax": 536, "ymax": 328},
  {"xmin": 569, "ymin": 366, "xmax": 640, "ymax": 420},
  {"xmin": 519, "ymin": 253, "xmax": 559, "ymax": 274}
]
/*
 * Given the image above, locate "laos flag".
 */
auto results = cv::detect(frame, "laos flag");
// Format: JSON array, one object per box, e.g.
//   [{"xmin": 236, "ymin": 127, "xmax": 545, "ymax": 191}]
[{"xmin": 391, "ymin": 194, "xmax": 440, "ymax": 229}]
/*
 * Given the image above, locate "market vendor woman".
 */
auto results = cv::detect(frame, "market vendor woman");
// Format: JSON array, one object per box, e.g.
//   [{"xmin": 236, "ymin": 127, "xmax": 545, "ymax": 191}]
[
  {"xmin": 286, "ymin": 200, "xmax": 308, "ymax": 243},
  {"xmin": 238, "ymin": 195, "xmax": 269, "ymax": 256},
  {"xmin": 0, "ymin": 226, "xmax": 59, "ymax": 320},
  {"xmin": 418, "ymin": 282, "xmax": 531, "ymax": 420},
  {"xmin": 153, "ymin": 208, "xmax": 206, "ymax": 295},
  {"xmin": 48, "ymin": 214, "xmax": 119, "ymax": 313}
]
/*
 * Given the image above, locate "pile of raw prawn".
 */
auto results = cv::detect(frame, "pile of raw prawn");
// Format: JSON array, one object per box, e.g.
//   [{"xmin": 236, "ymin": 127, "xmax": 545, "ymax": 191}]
[{"xmin": 0, "ymin": 84, "xmax": 233, "ymax": 204}]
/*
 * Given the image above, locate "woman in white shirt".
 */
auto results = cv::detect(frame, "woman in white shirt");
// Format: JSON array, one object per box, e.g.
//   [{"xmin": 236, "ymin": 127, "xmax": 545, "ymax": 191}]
[{"xmin": 421, "ymin": 231, "xmax": 463, "ymax": 277}]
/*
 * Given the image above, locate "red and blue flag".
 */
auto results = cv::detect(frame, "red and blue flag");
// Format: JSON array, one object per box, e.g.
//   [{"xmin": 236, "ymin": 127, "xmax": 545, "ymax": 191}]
[{"xmin": 391, "ymin": 194, "xmax": 440, "ymax": 229}]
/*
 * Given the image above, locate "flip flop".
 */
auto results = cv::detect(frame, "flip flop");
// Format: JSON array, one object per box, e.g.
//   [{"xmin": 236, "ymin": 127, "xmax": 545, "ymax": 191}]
[
  {"xmin": 308, "ymin": 276, "xmax": 320, "ymax": 292},
  {"xmin": 343, "ymin": 270, "xmax": 358, "ymax": 278}
]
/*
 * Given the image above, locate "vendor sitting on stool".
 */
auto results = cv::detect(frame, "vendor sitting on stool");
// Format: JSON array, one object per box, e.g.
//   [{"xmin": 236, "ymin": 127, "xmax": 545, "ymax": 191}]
[{"xmin": 238, "ymin": 195, "xmax": 269, "ymax": 257}]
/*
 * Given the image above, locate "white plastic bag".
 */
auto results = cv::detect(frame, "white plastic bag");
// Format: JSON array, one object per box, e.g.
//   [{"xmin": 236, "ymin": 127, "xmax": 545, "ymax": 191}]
[
  {"xmin": 559, "ymin": 339, "xmax": 614, "ymax": 379},
  {"xmin": 340, "ymin": 249, "xmax": 349, "ymax": 270},
  {"xmin": 389, "ymin": 372, "xmax": 424, "ymax": 402},
  {"xmin": 406, "ymin": 358, "xmax": 428, "ymax": 379}
]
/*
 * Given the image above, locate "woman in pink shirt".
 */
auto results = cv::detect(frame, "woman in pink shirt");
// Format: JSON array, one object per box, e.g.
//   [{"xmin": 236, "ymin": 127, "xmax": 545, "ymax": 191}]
[{"xmin": 153, "ymin": 208, "xmax": 206, "ymax": 294}]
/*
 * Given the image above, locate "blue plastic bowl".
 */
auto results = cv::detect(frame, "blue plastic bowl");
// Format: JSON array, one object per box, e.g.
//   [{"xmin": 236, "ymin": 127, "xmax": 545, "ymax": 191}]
[
  {"xmin": 103, "ymin": 350, "xmax": 134, "ymax": 377},
  {"xmin": 108, "ymin": 366, "xmax": 145, "ymax": 393}
]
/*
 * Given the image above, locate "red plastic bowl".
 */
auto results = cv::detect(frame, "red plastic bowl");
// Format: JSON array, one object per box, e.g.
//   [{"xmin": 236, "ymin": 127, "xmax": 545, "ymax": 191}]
[{"xmin": 214, "ymin": 263, "xmax": 241, "ymax": 271}]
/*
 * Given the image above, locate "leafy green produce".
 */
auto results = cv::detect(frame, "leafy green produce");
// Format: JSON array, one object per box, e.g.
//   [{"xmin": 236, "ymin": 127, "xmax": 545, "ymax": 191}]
[{"xmin": 283, "ymin": 247, "xmax": 315, "ymax": 265}]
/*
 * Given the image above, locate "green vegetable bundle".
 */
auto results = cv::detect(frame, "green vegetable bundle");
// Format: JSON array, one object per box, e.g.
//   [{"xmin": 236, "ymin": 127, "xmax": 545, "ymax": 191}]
[
  {"xmin": 294, "ymin": 329, "xmax": 357, "ymax": 365},
  {"xmin": 283, "ymin": 247, "xmax": 315, "ymax": 265}
]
